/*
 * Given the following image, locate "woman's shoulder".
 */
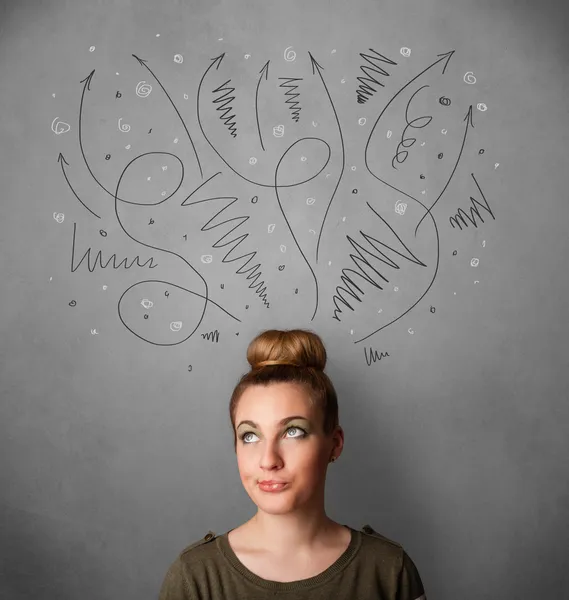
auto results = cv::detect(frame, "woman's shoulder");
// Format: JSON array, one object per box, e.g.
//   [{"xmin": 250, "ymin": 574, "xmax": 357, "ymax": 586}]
[{"xmin": 359, "ymin": 524, "xmax": 404, "ymax": 550}]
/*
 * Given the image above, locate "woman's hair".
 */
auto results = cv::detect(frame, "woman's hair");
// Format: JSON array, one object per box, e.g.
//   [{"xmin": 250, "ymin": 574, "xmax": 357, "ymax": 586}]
[{"xmin": 229, "ymin": 329, "xmax": 339, "ymax": 452}]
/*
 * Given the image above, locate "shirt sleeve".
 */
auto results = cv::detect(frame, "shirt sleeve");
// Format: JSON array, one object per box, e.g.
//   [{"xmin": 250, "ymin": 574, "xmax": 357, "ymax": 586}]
[
  {"xmin": 396, "ymin": 551, "xmax": 426, "ymax": 600},
  {"xmin": 158, "ymin": 557, "xmax": 191, "ymax": 600}
]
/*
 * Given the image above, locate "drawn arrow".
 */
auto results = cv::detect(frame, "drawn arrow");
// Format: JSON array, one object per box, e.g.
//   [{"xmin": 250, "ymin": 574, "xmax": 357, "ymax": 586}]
[
  {"xmin": 414, "ymin": 105, "xmax": 474, "ymax": 235},
  {"xmin": 308, "ymin": 52, "xmax": 345, "ymax": 264},
  {"xmin": 255, "ymin": 60, "xmax": 270, "ymax": 151},
  {"xmin": 57, "ymin": 153, "xmax": 101, "ymax": 219}
]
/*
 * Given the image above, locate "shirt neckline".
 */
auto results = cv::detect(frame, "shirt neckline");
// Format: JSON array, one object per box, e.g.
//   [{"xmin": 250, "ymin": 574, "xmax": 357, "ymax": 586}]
[{"xmin": 217, "ymin": 524, "xmax": 361, "ymax": 591}]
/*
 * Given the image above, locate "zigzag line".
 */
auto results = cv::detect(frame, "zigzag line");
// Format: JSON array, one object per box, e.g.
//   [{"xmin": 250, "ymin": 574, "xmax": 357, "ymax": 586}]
[
  {"xmin": 332, "ymin": 215, "xmax": 426, "ymax": 321},
  {"xmin": 71, "ymin": 223, "xmax": 157, "ymax": 273},
  {"xmin": 183, "ymin": 195, "xmax": 270, "ymax": 307},
  {"xmin": 212, "ymin": 79, "xmax": 238, "ymax": 138},
  {"xmin": 278, "ymin": 78, "xmax": 302, "ymax": 122},
  {"xmin": 356, "ymin": 49, "xmax": 397, "ymax": 105}
]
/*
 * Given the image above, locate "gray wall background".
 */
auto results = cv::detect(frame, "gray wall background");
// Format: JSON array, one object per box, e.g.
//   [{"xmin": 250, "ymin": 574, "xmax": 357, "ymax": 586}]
[{"xmin": 1, "ymin": 0, "xmax": 568, "ymax": 598}]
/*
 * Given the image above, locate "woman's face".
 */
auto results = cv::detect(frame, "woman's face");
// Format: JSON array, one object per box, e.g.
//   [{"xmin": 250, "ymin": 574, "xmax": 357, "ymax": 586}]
[{"xmin": 234, "ymin": 382, "xmax": 342, "ymax": 515}]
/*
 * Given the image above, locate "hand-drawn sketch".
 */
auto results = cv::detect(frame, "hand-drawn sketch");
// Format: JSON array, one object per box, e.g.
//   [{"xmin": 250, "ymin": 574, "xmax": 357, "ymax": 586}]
[{"xmin": 55, "ymin": 46, "xmax": 496, "ymax": 350}]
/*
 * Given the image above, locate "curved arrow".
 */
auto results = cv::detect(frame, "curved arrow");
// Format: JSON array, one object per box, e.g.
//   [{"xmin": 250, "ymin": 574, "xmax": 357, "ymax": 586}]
[
  {"xmin": 57, "ymin": 153, "xmax": 101, "ymax": 219},
  {"xmin": 255, "ymin": 60, "xmax": 270, "ymax": 151},
  {"xmin": 414, "ymin": 105, "xmax": 474, "ymax": 235},
  {"xmin": 308, "ymin": 52, "xmax": 345, "ymax": 264}
]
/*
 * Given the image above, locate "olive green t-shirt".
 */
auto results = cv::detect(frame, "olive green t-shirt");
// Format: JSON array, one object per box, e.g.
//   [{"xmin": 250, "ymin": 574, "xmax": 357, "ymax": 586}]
[{"xmin": 158, "ymin": 524, "xmax": 426, "ymax": 599}]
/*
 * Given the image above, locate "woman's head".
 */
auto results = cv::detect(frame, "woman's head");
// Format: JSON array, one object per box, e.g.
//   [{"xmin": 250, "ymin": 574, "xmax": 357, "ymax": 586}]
[
  {"xmin": 229, "ymin": 328, "xmax": 341, "ymax": 452},
  {"xmin": 229, "ymin": 329, "xmax": 344, "ymax": 518}
]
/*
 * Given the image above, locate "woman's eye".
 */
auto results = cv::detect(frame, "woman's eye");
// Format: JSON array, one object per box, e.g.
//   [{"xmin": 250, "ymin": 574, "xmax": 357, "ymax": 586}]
[{"xmin": 241, "ymin": 426, "xmax": 306, "ymax": 444}]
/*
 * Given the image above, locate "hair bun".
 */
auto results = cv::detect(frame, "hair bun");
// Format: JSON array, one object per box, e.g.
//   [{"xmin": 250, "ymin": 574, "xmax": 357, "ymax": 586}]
[{"xmin": 247, "ymin": 329, "xmax": 327, "ymax": 372}]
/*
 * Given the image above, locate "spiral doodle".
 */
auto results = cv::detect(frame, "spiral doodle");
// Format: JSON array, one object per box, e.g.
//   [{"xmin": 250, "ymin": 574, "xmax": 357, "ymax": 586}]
[
  {"xmin": 135, "ymin": 81, "xmax": 152, "ymax": 98},
  {"xmin": 118, "ymin": 118, "xmax": 131, "ymax": 132},
  {"xmin": 284, "ymin": 46, "xmax": 296, "ymax": 62},
  {"xmin": 51, "ymin": 118, "xmax": 71, "ymax": 135}
]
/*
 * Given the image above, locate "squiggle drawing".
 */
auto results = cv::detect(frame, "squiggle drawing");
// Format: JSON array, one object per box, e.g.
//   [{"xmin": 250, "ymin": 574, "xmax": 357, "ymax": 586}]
[{"xmin": 55, "ymin": 45, "xmax": 497, "ymax": 352}]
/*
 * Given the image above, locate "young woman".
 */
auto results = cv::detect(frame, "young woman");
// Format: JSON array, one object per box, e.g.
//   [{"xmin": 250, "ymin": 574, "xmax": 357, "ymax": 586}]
[{"xmin": 159, "ymin": 328, "xmax": 427, "ymax": 599}]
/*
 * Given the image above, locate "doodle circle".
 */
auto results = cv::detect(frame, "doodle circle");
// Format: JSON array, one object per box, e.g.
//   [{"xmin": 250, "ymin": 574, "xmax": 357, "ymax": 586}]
[
  {"xmin": 278, "ymin": 265, "xmax": 285, "ymax": 271},
  {"xmin": 430, "ymin": 306, "xmax": 436, "ymax": 313},
  {"xmin": 463, "ymin": 71, "xmax": 477, "ymax": 84},
  {"xmin": 53, "ymin": 212, "xmax": 65, "ymax": 223},
  {"xmin": 352, "ymin": 189, "xmax": 358, "ymax": 194},
  {"xmin": 89, "ymin": 46, "xmax": 96, "ymax": 52},
  {"xmin": 99, "ymin": 229, "xmax": 107, "ymax": 237},
  {"xmin": 249, "ymin": 157, "xmax": 257, "ymax": 165},
  {"xmin": 69, "ymin": 300, "xmax": 77, "ymax": 307},
  {"xmin": 201, "ymin": 255, "xmax": 213, "ymax": 264},
  {"xmin": 358, "ymin": 118, "xmax": 366, "ymax": 126},
  {"xmin": 439, "ymin": 96, "xmax": 451, "ymax": 106},
  {"xmin": 170, "ymin": 321, "xmax": 183, "ymax": 332},
  {"xmin": 395, "ymin": 201, "xmax": 407, "ymax": 215},
  {"xmin": 141, "ymin": 299, "xmax": 154, "ymax": 309},
  {"xmin": 301, "ymin": 156, "xmax": 307, "ymax": 161},
  {"xmin": 174, "ymin": 54, "xmax": 184, "ymax": 63},
  {"xmin": 477, "ymin": 103, "xmax": 488, "ymax": 111},
  {"xmin": 306, "ymin": 197, "xmax": 315, "ymax": 205},
  {"xmin": 51, "ymin": 118, "xmax": 71, "ymax": 135},
  {"xmin": 244, "ymin": 54, "xmax": 251, "ymax": 59},
  {"xmin": 184, "ymin": 93, "xmax": 189, "ymax": 99},
  {"xmin": 479, "ymin": 149, "xmax": 485, "ymax": 155},
  {"xmin": 438, "ymin": 153, "xmax": 443, "ymax": 159},
  {"xmin": 284, "ymin": 46, "xmax": 296, "ymax": 62},
  {"xmin": 268, "ymin": 224, "xmax": 275, "ymax": 233},
  {"xmin": 280, "ymin": 245, "xmax": 286, "ymax": 253},
  {"xmin": 351, "ymin": 166, "xmax": 356, "ymax": 171},
  {"xmin": 387, "ymin": 130, "xmax": 392, "ymax": 139},
  {"xmin": 136, "ymin": 81, "xmax": 152, "ymax": 97},
  {"xmin": 251, "ymin": 196, "xmax": 258, "ymax": 204},
  {"xmin": 408, "ymin": 328, "xmax": 414, "ymax": 334},
  {"xmin": 470, "ymin": 258, "xmax": 480, "ymax": 267},
  {"xmin": 118, "ymin": 118, "xmax": 131, "ymax": 132},
  {"xmin": 273, "ymin": 125, "xmax": 285, "ymax": 138},
  {"xmin": 400, "ymin": 47, "xmax": 411, "ymax": 57}
]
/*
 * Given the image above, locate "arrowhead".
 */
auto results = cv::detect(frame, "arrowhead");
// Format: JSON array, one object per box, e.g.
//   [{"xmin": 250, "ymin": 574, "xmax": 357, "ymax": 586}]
[
  {"xmin": 308, "ymin": 52, "xmax": 324, "ymax": 75},
  {"xmin": 436, "ymin": 50, "xmax": 455, "ymax": 74},
  {"xmin": 259, "ymin": 60, "xmax": 270, "ymax": 79},
  {"xmin": 57, "ymin": 152, "xmax": 69, "ymax": 166},
  {"xmin": 79, "ymin": 69, "xmax": 95, "ymax": 90},
  {"xmin": 463, "ymin": 105, "xmax": 474, "ymax": 127},
  {"xmin": 235, "ymin": 332, "xmax": 239, "ymax": 336},
  {"xmin": 132, "ymin": 54, "xmax": 148, "ymax": 65},
  {"xmin": 211, "ymin": 53, "xmax": 225, "ymax": 69}
]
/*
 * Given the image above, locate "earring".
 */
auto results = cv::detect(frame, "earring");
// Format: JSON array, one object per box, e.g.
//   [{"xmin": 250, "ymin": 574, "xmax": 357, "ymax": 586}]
[{"xmin": 330, "ymin": 456, "xmax": 337, "ymax": 463}]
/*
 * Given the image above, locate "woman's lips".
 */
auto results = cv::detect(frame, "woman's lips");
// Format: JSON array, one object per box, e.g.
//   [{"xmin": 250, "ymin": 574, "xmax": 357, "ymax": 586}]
[{"xmin": 258, "ymin": 482, "xmax": 288, "ymax": 492}]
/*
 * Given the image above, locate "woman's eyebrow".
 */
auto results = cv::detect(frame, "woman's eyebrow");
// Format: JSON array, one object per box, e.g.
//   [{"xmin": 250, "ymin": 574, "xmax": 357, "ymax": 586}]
[{"xmin": 236, "ymin": 415, "xmax": 309, "ymax": 429}]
